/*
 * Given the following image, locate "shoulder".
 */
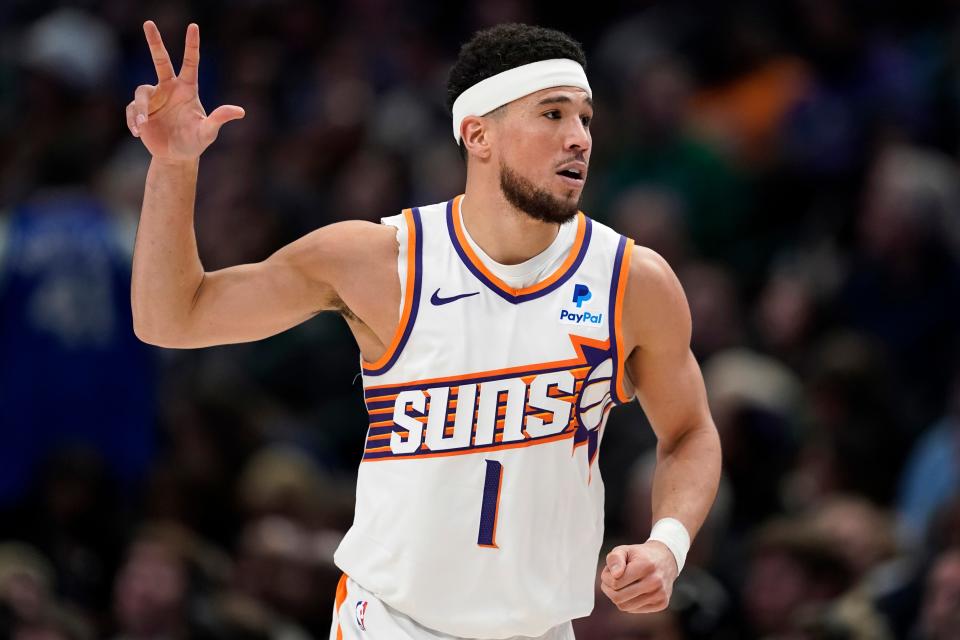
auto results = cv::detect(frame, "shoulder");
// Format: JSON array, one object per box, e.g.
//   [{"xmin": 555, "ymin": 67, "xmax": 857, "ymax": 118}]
[
  {"xmin": 275, "ymin": 219, "xmax": 398, "ymax": 274},
  {"xmin": 622, "ymin": 244, "xmax": 691, "ymax": 353},
  {"xmin": 303, "ymin": 219, "xmax": 398, "ymax": 256},
  {"xmin": 626, "ymin": 245, "xmax": 680, "ymax": 296}
]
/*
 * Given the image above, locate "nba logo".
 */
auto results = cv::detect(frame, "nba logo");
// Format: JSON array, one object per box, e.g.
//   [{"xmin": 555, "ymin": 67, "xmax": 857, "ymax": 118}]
[
  {"xmin": 572, "ymin": 284, "xmax": 592, "ymax": 308},
  {"xmin": 355, "ymin": 600, "xmax": 368, "ymax": 630}
]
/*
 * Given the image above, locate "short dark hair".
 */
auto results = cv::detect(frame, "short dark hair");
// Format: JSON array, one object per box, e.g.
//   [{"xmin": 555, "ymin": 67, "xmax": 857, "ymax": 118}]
[{"xmin": 447, "ymin": 24, "xmax": 587, "ymax": 158}]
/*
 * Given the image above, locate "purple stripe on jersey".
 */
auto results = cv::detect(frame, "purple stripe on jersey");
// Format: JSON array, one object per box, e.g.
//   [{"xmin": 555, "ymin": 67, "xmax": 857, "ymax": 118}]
[
  {"xmin": 445, "ymin": 199, "xmax": 594, "ymax": 304},
  {"xmin": 608, "ymin": 235, "xmax": 629, "ymax": 405},
  {"xmin": 363, "ymin": 208, "xmax": 424, "ymax": 376}
]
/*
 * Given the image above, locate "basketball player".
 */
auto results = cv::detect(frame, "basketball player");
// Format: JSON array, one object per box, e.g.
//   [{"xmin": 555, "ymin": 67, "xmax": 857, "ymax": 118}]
[{"xmin": 126, "ymin": 20, "xmax": 721, "ymax": 640}]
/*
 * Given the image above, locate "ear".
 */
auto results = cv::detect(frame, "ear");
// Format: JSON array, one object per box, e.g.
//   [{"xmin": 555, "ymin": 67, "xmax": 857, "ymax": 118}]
[{"xmin": 461, "ymin": 115, "xmax": 492, "ymax": 161}]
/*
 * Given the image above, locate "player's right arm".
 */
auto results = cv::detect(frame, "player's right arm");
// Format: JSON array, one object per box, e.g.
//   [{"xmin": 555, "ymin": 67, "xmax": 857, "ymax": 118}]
[{"xmin": 128, "ymin": 22, "xmax": 383, "ymax": 349}]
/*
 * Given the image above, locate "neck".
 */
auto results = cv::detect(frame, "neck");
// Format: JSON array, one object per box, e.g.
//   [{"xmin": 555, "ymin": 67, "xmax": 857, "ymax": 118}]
[{"xmin": 461, "ymin": 174, "xmax": 562, "ymax": 265}]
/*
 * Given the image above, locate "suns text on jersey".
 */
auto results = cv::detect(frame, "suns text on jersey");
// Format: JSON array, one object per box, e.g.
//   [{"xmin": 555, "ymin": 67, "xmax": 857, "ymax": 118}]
[{"xmin": 360, "ymin": 337, "xmax": 616, "ymax": 462}]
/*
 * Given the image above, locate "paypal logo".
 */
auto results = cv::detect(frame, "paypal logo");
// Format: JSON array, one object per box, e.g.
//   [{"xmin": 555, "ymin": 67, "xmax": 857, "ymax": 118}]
[
  {"xmin": 572, "ymin": 284, "xmax": 592, "ymax": 308},
  {"xmin": 559, "ymin": 309, "xmax": 603, "ymax": 325}
]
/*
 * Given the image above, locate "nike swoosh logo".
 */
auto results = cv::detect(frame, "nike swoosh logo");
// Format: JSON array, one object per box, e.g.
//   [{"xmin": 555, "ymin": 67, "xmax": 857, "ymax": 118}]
[{"xmin": 430, "ymin": 288, "xmax": 480, "ymax": 306}]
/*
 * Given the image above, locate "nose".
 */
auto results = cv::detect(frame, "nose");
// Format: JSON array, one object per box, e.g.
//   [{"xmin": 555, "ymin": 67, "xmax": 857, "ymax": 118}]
[{"xmin": 565, "ymin": 118, "xmax": 591, "ymax": 155}]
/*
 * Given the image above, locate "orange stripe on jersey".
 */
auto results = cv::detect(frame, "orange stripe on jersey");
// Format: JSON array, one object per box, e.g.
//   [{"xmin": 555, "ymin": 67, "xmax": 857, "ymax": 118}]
[
  {"xmin": 613, "ymin": 239, "xmax": 635, "ymax": 403},
  {"xmin": 366, "ymin": 392, "xmax": 401, "ymax": 404},
  {"xmin": 450, "ymin": 194, "xmax": 587, "ymax": 298},
  {"xmin": 334, "ymin": 573, "xmax": 348, "ymax": 640},
  {"xmin": 366, "ymin": 445, "xmax": 394, "ymax": 453},
  {"xmin": 363, "ymin": 336, "xmax": 603, "ymax": 393},
  {"xmin": 362, "ymin": 208, "xmax": 417, "ymax": 372}
]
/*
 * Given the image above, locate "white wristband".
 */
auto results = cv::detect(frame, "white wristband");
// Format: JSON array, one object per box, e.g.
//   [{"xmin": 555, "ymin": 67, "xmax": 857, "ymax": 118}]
[{"xmin": 648, "ymin": 518, "xmax": 691, "ymax": 574}]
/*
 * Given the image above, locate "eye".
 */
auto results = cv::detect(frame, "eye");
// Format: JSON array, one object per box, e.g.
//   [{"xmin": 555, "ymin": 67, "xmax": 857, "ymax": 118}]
[
  {"xmin": 581, "ymin": 115, "xmax": 592, "ymax": 127},
  {"xmin": 544, "ymin": 110, "xmax": 561, "ymax": 120}
]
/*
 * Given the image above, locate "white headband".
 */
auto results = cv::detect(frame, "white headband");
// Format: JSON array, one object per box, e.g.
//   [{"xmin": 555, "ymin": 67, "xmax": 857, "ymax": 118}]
[{"xmin": 451, "ymin": 58, "xmax": 592, "ymax": 142}]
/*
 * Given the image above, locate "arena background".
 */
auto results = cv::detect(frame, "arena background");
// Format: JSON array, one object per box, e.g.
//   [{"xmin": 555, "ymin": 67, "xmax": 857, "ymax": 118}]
[{"xmin": 1, "ymin": 1, "xmax": 960, "ymax": 638}]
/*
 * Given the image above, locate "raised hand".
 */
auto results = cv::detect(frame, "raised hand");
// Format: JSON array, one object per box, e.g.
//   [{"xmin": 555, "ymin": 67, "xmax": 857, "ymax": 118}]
[{"xmin": 126, "ymin": 21, "xmax": 244, "ymax": 161}]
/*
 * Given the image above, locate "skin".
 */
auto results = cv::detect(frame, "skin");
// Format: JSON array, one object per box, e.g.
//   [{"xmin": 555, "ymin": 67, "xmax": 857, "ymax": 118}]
[{"xmin": 128, "ymin": 22, "xmax": 722, "ymax": 616}]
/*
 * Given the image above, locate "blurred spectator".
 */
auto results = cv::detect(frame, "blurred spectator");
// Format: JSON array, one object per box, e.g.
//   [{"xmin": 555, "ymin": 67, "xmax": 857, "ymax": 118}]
[
  {"xmin": 237, "ymin": 445, "xmax": 355, "ymax": 532},
  {"xmin": 741, "ymin": 518, "xmax": 855, "ymax": 637},
  {"xmin": 753, "ymin": 244, "xmax": 842, "ymax": 370},
  {"xmin": 915, "ymin": 547, "xmax": 960, "ymax": 640},
  {"xmin": 839, "ymin": 143, "xmax": 960, "ymax": 428},
  {"xmin": 808, "ymin": 496, "xmax": 900, "ymax": 582},
  {"xmin": 702, "ymin": 348, "xmax": 801, "ymax": 530},
  {"xmin": 690, "ymin": 28, "xmax": 812, "ymax": 168},
  {"xmin": 679, "ymin": 262, "xmax": 745, "ymax": 359},
  {"xmin": 111, "ymin": 521, "xmax": 229, "ymax": 640},
  {"xmin": 0, "ymin": 543, "xmax": 55, "ymax": 625},
  {"xmin": 4, "ymin": 448, "xmax": 124, "ymax": 616},
  {"xmin": 927, "ymin": 496, "xmax": 960, "ymax": 554},
  {"xmin": 898, "ymin": 367, "xmax": 960, "ymax": 547},
  {"xmin": 787, "ymin": 332, "xmax": 909, "ymax": 507},
  {"xmin": 0, "ymin": 28, "xmax": 156, "ymax": 506},
  {"xmin": 608, "ymin": 186, "xmax": 690, "ymax": 270},
  {"xmin": 232, "ymin": 517, "xmax": 333, "ymax": 637},
  {"xmin": 0, "ymin": 542, "xmax": 93, "ymax": 640},
  {"xmin": 592, "ymin": 47, "xmax": 753, "ymax": 274}
]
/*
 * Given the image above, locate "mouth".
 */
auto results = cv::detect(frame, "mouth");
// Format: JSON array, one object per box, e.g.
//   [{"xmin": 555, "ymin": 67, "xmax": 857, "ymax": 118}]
[{"xmin": 556, "ymin": 167, "xmax": 585, "ymax": 189}]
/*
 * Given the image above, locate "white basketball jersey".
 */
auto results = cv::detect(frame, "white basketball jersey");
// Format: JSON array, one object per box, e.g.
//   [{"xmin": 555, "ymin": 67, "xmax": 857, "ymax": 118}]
[{"xmin": 334, "ymin": 195, "xmax": 635, "ymax": 639}]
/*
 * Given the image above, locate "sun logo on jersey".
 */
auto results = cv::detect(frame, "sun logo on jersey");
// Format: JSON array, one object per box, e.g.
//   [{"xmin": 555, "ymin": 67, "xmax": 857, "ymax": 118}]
[{"xmin": 572, "ymin": 357, "xmax": 615, "ymax": 479}]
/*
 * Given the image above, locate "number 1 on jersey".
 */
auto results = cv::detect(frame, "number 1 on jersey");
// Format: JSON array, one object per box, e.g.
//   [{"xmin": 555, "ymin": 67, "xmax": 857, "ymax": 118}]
[{"xmin": 477, "ymin": 460, "xmax": 503, "ymax": 548}]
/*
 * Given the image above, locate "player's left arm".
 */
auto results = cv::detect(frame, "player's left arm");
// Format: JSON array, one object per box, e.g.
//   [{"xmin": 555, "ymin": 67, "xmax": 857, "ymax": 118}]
[{"xmin": 599, "ymin": 245, "xmax": 722, "ymax": 614}]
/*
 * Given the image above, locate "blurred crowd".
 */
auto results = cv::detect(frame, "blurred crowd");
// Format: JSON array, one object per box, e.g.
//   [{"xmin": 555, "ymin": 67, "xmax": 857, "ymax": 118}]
[{"xmin": 1, "ymin": 0, "xmax": 960, "ymax": 638}]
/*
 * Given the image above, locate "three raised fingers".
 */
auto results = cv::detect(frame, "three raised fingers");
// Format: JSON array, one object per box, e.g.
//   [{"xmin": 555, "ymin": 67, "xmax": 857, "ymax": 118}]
[{"xmin": 143, "ymin": 20, "xmax": 175, "ymax": 82}]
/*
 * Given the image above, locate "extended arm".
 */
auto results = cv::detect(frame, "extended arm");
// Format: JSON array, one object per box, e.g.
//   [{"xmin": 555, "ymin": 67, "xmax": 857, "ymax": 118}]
[
  {"xmin": 132, "ymin": 162, "xmax": 368, "ymax": 347},
  {"xmin": 127, "ymin": 22, "xmax": 391, "ymax": 349},
  {"xmin": 600, "ymin": 246, "xmax": 722, "ymax": 613}
]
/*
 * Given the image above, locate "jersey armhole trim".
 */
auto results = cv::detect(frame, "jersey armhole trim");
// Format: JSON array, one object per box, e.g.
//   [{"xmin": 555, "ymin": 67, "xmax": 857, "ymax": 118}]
[
  {"xmin": 361, "ymin": 208, "xmax": 423, "ymax": 376},
  {"xmin": 609, "ymin": 236, "xmax": 635, "ymax": 405}
]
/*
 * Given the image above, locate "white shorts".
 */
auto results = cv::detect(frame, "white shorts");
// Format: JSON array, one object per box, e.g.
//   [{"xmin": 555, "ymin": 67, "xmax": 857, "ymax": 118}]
[{"xmin": 329, "ymin": 575, "xmax": 576, "ymax": 640}]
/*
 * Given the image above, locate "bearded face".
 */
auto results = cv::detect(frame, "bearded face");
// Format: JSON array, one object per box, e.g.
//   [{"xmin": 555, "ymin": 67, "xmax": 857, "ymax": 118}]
[{"xmin": 498, "ymin": 158, "xmax": 581, "ymax": 225}]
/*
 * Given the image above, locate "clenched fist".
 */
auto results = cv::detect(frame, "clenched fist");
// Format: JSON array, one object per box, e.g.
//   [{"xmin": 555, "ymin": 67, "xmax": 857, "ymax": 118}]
[
  {"xmin": 125, "ymin": 21, "xmax": 244, "ymax": 161},
  {"xmin": 599, "ymin": 541, "xmax": 679, "ymax": 613}
]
